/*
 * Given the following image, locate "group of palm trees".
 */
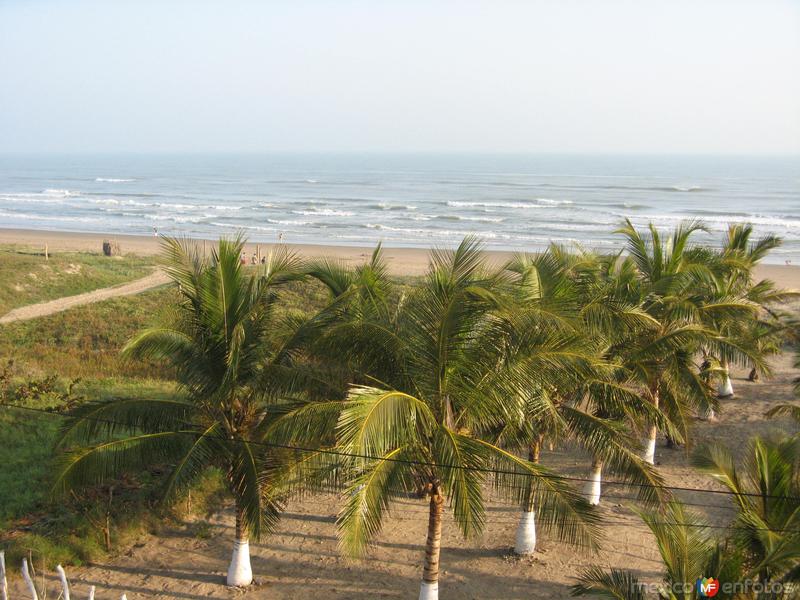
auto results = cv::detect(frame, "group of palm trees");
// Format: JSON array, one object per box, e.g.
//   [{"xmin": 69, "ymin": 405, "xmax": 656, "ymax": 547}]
[{"xmin": 51, "ymin": 221, "xmax": 797, "ymax": 599}]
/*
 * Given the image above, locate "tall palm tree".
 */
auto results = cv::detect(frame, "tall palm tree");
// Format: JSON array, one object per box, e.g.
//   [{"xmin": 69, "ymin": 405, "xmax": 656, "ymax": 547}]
[
  {"xmin": 329, "ymin": 238, "xmax": 603, "ymax": 600},
  {"xmin": 52, "ymin": 236, "xmax": 327, "ymax": 587},
  {"xmin": 699, "ymin": 224, "xmax": 790, "ymax": 398},
  {"xmin": 616, "ymin": 220, "xmax": 758, "ymax": 463},
  {"xmin": 502, "ymin": 248, "xmax": 668, "ymax": 553}
]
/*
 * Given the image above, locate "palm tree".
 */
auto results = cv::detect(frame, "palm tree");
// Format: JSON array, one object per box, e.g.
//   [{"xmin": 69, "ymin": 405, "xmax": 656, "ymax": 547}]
[
  {"xmin": 502, "ymin": 247, "xmax": 668, "ymax": 553},
  {"xmin": 329, "ymin": 238, "xmax": 603, "ymax": 600},
  {"xmin": 692, "ymin": 436, "xmax": 800, "ymax": 585},
  {"xmin": 700, "ymin": 224, "xmax": 789, "ymax": 398},
  {"xmin": 572, "ymin": 501, "xmax": 743, "ymax": 600},
  {"xmin": 52, "ymin": 236, "xmax": 328, "ymax": 587},
  {"xmin": 573, "ymin": 435, "xmax": 800, "ymax": 598},
  {"xmin": 615, "ymin": 220, "xmax": 758, "ymax": 463}
]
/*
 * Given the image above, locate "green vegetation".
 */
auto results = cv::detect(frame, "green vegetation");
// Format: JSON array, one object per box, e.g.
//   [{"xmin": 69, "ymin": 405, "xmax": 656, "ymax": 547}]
[
  {"xmin": 573, "ymin": 435, "xmax": 800, "ymax": 599},
  {"xmin": 0, "ymin": 245, "xmax": 157, "ymax": 314},
  {"xmin": 0, "ymin": 224, "xmax": 797, "ymax": 598}
]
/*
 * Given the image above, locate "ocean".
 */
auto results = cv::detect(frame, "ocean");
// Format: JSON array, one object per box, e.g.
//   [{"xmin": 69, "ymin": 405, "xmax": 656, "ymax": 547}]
[{"xmin": 0, "ymin": 153, "xmax": 798, "ymax": 262}]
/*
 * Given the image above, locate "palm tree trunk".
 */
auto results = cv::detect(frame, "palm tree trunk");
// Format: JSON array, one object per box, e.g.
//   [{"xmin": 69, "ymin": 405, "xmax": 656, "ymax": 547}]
[
  {"xmin": 419, "ymin": 485, "xmax": 444, "ymax": 600},
  {"xmin": 226, "ymin": 505, "xmax": 253, "ymax": 587},
  {"xmin": 514, "ymin": 439, "xmax": 541, "ymax": 555},
  {"xmin": 643, "ymin": 387, "xmax": 659, "ymax": 465},
  {"xmin": 718, "ymin": 360, "xmax": 734, "ymax": 397},
  {"xmin": 583, "ymin": 457, "xmax": 603, "ymax": 505}
]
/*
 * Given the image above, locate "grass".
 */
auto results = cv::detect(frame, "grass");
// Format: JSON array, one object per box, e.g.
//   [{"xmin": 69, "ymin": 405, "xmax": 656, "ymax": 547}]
[
  {"xmin": 0, "ymin": 259, "xmax": 417, "ymax": 569},
  {"xmin": 0, "ymin": 286, "xmax": 178, "ymax": 378},
  {"xmin": 0, "ymin": 245, "xmax": 156, "ymax": 314}
]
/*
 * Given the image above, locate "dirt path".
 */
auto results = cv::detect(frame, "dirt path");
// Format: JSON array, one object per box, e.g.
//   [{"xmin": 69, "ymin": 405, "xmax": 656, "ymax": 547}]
[{"xmin": 0, "ymin": 270, "xmax": 170, "ymax": 324}]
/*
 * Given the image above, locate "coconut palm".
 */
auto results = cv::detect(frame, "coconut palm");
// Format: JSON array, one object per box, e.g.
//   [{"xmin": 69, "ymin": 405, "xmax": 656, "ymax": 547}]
[
  {"xmin": 330, "ymin": 238, "xmax": 603, "ymax": 600},
  {"xmin": 698, "ymin": 224, "xmax": 791, "ymax": 398},
  {"xmin": 573, "ymin": 435, "xmax": 800, "ymax": 599},
  {"xmin": 615, "ymin": 220, "xmax": 760, "ymax": 463},
  {"xmin": 692, "ymin": 436, "xmax": 800, "ymax": 586},
  {"xmin": 572, "ymin": 501, "xmax": 744, "ymax": 600},
  {"xmin": 52, "ymin": 236, "xmax": 330, "ymax": 587},
  {"xmin": 502, "ymin": 247, "xmax": 669, "ymax": 553}
]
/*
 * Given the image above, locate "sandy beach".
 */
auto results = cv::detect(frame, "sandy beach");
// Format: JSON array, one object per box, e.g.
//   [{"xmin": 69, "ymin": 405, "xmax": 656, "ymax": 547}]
[
  {"xmin": 2, "ymin": 225, "xmax": 799, "ymax": 598},
  {"xmin": 6, "ymin": 354, "xmax": 799, "ymax": 599},
  {"xmin": 2, "ymin": 227, "xmax": 800, "ymax": 286}
]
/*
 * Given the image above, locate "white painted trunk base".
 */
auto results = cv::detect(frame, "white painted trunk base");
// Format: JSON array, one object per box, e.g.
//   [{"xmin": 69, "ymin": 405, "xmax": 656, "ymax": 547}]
[
  {"xmin": 584, "ymin": 465, "xmax": 602, "ymax": 505},
  {"xmin": 643, "ymin": 436, "xmax": 656, "ymax": 465},
  {"xmin": 514, "ymin": 510, "xmax": 537, "ymax": 554},
  {"xmin": 226, "ymin": 539, "xmax": 253, "ymax": 587},
  {"xmin": 718, "ymin": 372, "xmax": 734, "ymax": 397},
  {"xmin": 419, "ymin": 580, "xmax": 438, "ymax": 600},
  {"xmin": 700, "ymin": 406, "xmax": 716, "ymax": 421}
]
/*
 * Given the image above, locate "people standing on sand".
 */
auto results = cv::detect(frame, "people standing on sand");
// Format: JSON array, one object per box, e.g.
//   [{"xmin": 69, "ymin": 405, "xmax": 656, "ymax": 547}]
[
  {"xmin": 240, "ymin": 251, "xmax": 247, "ymax": 265},
  {"xmin": 278, "ymin": 232, "xmax": 284, "ymax": 244},
  {"xmin": 251, "ymin": 253, "xmax": 257, "ymax": 265},
  {"xmin": 153, "ymin": 226, "xmax": 159, "ymax": 237}
]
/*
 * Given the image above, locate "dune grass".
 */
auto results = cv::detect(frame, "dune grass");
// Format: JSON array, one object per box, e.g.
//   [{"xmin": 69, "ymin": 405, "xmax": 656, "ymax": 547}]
[{"xmin": 0, "ymin": 245, "xmax": 157, "ymax": 315}]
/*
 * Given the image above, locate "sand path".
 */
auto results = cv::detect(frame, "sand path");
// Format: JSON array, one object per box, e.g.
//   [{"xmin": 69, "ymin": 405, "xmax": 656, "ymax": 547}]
[{"xmin": 0, "ymin": 270, "xmax": 170, "ymax": 324}]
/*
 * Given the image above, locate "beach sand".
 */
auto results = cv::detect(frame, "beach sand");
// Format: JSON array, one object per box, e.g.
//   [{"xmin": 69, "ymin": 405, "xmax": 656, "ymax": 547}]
[
  {"xmin": 2, "ymin": 227, "xmax": 800, "ymax": 286},
  {"xmin": 2, "ymin": 226, "xmax": 799, "ymax": 598}
]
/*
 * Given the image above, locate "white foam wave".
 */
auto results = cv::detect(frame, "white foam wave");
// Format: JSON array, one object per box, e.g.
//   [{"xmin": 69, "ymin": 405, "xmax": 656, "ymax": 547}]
[
  {"xmin": 536, "ymin": 198, "xmax": 573, "ymax": 206},
  {"xmin": 292, "ymin": 208, "xmax": 355, "ymax": 217},
  {"xmin": 44, "ymin": 189, "xmax": 77, "ymax": 197},
  {"xmin": 267, "ymin": 219, "xmax": 312, "ymax": 226},
  {"xmin": 447, "ymin": 200, "xmax": 545, "ymax": 210},
  {"xmin": 95, "ymin": 178, "xmax": 135, "ymax": 182}
]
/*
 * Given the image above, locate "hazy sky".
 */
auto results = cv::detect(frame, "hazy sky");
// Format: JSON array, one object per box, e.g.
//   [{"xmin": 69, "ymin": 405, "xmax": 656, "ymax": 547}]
[{"xmin": 1, "ymin": 0, "xmax": 798, "ymax": 154}]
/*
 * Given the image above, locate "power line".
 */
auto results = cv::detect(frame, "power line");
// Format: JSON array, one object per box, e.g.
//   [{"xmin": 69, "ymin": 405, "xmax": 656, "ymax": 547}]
[{"xmin": 3, "ymin": 402, "xmax": 800, "ymax": 506}]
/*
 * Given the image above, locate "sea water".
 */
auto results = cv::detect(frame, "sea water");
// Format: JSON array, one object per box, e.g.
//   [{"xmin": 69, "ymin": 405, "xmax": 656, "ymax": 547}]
[{"xmin": 0, "ymin": 153, "xmax": 797, "ymax": 262}]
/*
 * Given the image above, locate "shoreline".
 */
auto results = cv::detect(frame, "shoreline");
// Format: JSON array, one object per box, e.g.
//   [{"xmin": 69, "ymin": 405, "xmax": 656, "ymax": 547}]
[{"xmin": 1, "ymin": 226, "xmax": 799, "ymax": 284}]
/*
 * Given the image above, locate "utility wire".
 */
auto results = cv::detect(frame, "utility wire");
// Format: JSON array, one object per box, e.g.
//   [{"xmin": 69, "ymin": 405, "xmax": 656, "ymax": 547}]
[{"xmin": 4, "ymin": 402, "xmax": 800, "ymax": 506}]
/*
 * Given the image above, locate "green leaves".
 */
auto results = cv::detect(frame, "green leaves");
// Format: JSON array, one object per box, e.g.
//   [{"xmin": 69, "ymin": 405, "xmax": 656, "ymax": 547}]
[{"xmin": 337, "ymin": 386, "xmax": 436, "ymax": 458}]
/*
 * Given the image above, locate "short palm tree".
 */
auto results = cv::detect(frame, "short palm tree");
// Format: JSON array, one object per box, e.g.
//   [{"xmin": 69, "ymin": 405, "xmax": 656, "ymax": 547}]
[
  {"xmin": 692, "ymin": 436, "xmax": 800, "ymax": 585},
  {"xmin": 572, "ymin": 501, "xmax": 743, "ymax": 600},
  {"xmin": 330, "ymin": 238, "xmax": 603, "ymax": 600},
  {"xmin": 573, "ymin": 435, "xmax": 800, "ymax": 599},
  {"xmin": 53, "ymin": 236, "xmax": 325, "ymax": 587}
]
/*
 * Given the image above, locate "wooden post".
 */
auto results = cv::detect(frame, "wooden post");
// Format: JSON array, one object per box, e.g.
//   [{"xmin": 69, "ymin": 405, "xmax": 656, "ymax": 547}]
[
  {"xmin": 257, "ymin": 245, "xmax": 260, "ymax": 261},
  {"xmin": 44, "ymin": 244, "xmax": 49, "ymax": 261},
  {"xmin": 21, "ymin": 558, "xmax": 39, "ymax": 600},
  {"xmin": 0, "ymin": 550, "xmax": 8, "ymax": 600},
  {"xmin": 56, "ymin": 564, "xmax": 71, "ymax": 600}
]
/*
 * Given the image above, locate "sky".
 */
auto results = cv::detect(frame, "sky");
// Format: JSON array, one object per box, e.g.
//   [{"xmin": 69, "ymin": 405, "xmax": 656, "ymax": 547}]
[{"xmin": 0, "ymin": 0, "xmax": 798, "ymax": 154}]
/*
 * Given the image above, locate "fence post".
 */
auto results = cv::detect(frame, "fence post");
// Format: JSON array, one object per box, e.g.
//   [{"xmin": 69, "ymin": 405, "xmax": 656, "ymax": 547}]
[
  {"xmin": 56, "ymin": 564, "xmax": 71, "ymax": 600},
  {"xmin": 0, "ymin": 551, "xmax": 8, "ymax": 600},
  {"xmin": 21, "ymin": 559, "xmax": 39, "ymax": 600}
]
